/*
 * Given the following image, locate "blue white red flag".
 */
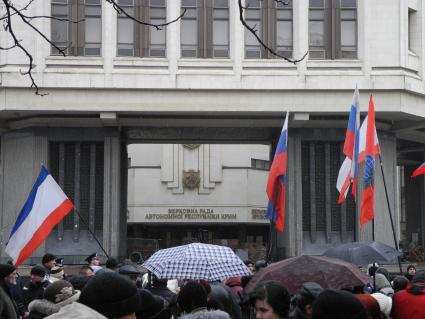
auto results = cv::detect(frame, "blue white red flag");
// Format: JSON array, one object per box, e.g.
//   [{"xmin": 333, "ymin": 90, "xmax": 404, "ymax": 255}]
[
  {"xmin": 337, "ymin": 87, "xmax": 360, "ymax": 203},
  {"xmin": 266, "ymin": 112, "xmax": 288, "ymax": 232},
  {"xmin": 360, "ymin": 96, "xmax": 380, "ymax": 225},
  {"xmin": 5, "ymin": 166, "xmax": 73, "ymax": 267},
  {"xmin": 412, "ymin": 162, "xmax": 425, "ymax": 177}
]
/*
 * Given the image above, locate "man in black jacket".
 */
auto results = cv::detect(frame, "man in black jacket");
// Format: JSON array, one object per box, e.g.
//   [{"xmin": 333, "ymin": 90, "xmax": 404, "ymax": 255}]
[
  {"xmin": 0, "ymin": 263, "xmax": 19, "ymax": 319},
  {"xmin": 23, "ymin": 265, "xmax": 50, "ymax": 309}
]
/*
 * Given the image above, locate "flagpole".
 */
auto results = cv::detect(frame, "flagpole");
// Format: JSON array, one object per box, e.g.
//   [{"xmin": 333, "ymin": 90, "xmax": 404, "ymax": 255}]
[
  {"xmin": 74, "ymin": 209, "xmax": 110, "ymax": 259},
  {"xmin": 377, "ymin": 154, "xmax": 402, "ymax": 274}
]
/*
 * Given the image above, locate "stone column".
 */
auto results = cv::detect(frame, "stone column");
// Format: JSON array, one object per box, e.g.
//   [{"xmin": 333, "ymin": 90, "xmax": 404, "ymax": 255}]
[
  {"xmin": 0, "ymin": 131, "xmax": 48, "ymax": 262},
  {"xmin": 103, "ymin": 134, "xmax": 125, "ymax": 258}
]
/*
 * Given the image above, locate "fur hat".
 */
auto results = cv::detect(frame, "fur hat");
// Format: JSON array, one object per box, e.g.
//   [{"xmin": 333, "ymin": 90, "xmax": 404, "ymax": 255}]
[
  {"xmin": 79, "ymin": 271, "xmax": 140, "ymax": 318},
  {"xmin": 0, "ymin": 264, "xmax": 15, "ymax": 279},
  {"xmin": 42, "ymin": 253, "xmax": 56, "ymax": 265},
  {"xmin": 50, "ymin": 266, "xmax": 64, "ymax": 280},
  {"xmin": 371, "ymin": 293, "xmax": 392, "ymax": 318},
  {"xmin": 312, "ymin": 289, "xmax": 367, "ymax": 319},
  {"xmin": 43, "ymin": 280, "xmax": 79, "ymax": 304},
  {"xmin": 31, "ymin": 265, "xmax": 47, "ymax": 278},
  {"xmin": 412, "ymin": 270, "xmax": 425, "ymax": 283}
]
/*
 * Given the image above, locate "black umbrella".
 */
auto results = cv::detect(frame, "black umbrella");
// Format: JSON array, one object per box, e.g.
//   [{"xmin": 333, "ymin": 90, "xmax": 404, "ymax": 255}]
[{"xmin": 322, "ymin": 241, "xmax": 402, "ymax": 266}]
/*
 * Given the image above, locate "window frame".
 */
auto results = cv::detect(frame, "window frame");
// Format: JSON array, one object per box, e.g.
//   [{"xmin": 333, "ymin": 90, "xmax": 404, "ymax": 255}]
[
  {"xmin": 180, "ymin": 0, "xmax": 230, "ymax": 59},
  {"xmin": 308, "ymin": 0, "xmax": 358, "ymax": 60},
  {"xmin": 244, "ymin": 0, "xmax": 293, "ymax": 59}
]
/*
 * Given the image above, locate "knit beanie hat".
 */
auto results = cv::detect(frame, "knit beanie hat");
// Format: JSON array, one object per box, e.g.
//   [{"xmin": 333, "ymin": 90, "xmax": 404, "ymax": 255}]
[
  {"xmin": 44, "ymin": 280, "xmax": 79, "ymax": 304},
  {"xmin": 312, "ymin": 289, "xmax": 367, "ymax": 319},
  {"xmin": 0, "ymin": 264, "xmax": 15, "ymax": 279},
  {"xmin": 371, "ymin": 293, "xmax": 392, "ymax": 318},
  {"xmin": 31, "ymin": 265, "xmax": 46, "ymax": 278},
  {"xmin": 50, "ymin": 266, "xmax": 64, "ymax": 280},
  {"xmin": 42, "ymin": 253, "xmax": 56, "ymax": 265},
  {"xmin": 79, "ymin": 271, "xmax": 140, "ymax": 318}
]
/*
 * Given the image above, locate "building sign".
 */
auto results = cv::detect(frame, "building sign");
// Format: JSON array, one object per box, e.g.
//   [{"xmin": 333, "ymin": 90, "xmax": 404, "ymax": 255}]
[{"xmin": 128, "ymin": 206, "xmax": 268, "ymax": 224}]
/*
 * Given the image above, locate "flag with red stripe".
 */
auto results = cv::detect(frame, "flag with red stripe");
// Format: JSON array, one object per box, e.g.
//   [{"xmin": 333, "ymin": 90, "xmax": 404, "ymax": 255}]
[
  {"xmin": 266, "ymin": 112, "xmax": 289, "ymax": 232},
  {"xmin": 5, "ymin": 166, "xmax": 74, "ymax": 267},
  {"xmin": 360, "ymin": 96, "xmax": 379, "ymax": 225},
  {"xmin": 412, "ymin": 162, "xmax": 425, "ymax": 177}
]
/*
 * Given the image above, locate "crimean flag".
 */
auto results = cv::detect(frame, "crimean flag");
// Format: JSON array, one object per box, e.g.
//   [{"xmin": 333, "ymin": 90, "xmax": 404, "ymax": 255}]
[
  {"xmin": 337, "ymin": 87, "xmax": 360, "ymax": 203},
  {"xmin": 266, "ymin": 112, "xmax": 289, "ymax": 232},
  {"xmin": 360, "ymin": 96, "xmax": 379, "ymax": 225},
  {"xmin": 5, "ymin": 166, "xmax": 74, "ymax": 267},
  {"xmin": 412, "ymin": 162, "xmax": 425, "ymax": 177}
]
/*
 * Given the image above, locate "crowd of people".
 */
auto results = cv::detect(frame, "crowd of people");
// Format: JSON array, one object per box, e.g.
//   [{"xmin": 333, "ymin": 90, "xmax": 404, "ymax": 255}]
[{"xmin": 0, "ymin": 254, "xmax": 424, "ymax": 319}]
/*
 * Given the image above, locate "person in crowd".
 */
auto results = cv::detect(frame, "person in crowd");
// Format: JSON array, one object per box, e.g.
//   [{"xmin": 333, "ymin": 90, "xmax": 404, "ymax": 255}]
[
  {"xmin": 105, "ymin": 258, "xmax": 119, "ymax": 271},
  {"xmin": 0, "ymin": 263, "xmax": 20, "ymax": 319},
  {"xmin": 23, "ymin": 265, "xmax": 50, "ymax": 308},
  {"xmin": 254, "ymin": 260, "xmax": 267, "ymax": 273},
  {"xmin": 312, "ymin": 289, "xmax": 367, "ymax": 319},
  {"xmin": 68, "ymin": 275, "xmax": 91, "ymax": 291},
  {"xmin": 78, "ymin": 271, "xmax": 140, "ymax": 319},
  {"xmin": 405, "ymin": 264, "xmax": 416, "ymax": 281},
  {"xmin": 244, "ymin": 260, "xmax": 255, "ymax": 274},
  {"xmin": 289, "ymin": 282, "xmax": 323, "ymax": 319},
  {"xmin": 7, "ymin": 259, "xmax": 26, "ymax": 318},
  {"xmin": 392, "ymin": 270, "xmax": 425, "ymax": 319},
  {"xmin": 250, "ymin": 281, "xmax": 290, "ymax": 319},
  {"xmin": 118, "ymin": 265, "xmax": 141, "ymax": 287},
  {"xmin": 375, "ymin": 268, "xmax": 390, "ymax": 282},
  {"xmin": 79, "ymin": 266, "xmax": 95, "ymax": 277},
  {"xmin": 355, "ymin": 294, "xmax": 382, "ymax": 319},
  {"xmin": 177, "ymin": 281, "xmax": 230, "ymax": 319},
  {"xmin": 371, "ymin": 293, "xmax": 392, "ymax": 319},
  {"xmin": 392, "ymin": 275, "xmax": 409, "ymax": 293},
  {"xmin": 28, "ymin": 280, "xmax": 80, "ymax": 319},
  {"xmin": 209, "ymin": 282, "xmax": 242, "ymax": 319},
  {"xmin": 373, "ymin": 273, "xmax": 394, "ymax": 297},
  {"xmin": 145, "ymin": 274, "xmax": 177, "ymax": 318},
  {"xmin": 137, "ymin": 289, "xmax": 168, "ymax": 319},
  {"xmin": 85, "ymin": 253, "xmax": 103, "ymax": 273},
  {"xmin": 225, "ymin": 276, "xmax": 243, "ymax": 300},
  {"xmin": 49, "ymin": 267, "xmax": 65, "ymax": 282},
  {"xmin": 42, "ymin": 254, "xmax": 57, "ymax": 275}
]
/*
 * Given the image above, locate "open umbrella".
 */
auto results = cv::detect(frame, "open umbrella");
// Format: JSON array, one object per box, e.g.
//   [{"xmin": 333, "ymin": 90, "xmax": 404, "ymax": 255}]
[
  {"xmin": 143, "ymin": 243, "xmax": 250, "ymax": 281},
  {"xmin": 245, "ymin": 255, "xmax": 370, "ymax": 295},
  {"xmin": 322, "ymin": 241, "xmax": 402, "ymax": 266}
]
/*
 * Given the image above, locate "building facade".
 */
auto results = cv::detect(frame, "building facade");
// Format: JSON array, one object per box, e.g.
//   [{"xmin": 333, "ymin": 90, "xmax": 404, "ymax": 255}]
[{"xmin": 1, "ymin": 0, "xmax": 425, "ymax": 263}]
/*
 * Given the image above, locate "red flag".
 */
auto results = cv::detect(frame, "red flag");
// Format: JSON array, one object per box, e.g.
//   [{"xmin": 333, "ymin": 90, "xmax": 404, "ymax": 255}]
[
  {"xmin": 412, "ymin": 162, "xmax": 425, "ymax": 177},
  {"xmin": 360, "ymin": 96, "xmax": 378, "ymax": 225}
]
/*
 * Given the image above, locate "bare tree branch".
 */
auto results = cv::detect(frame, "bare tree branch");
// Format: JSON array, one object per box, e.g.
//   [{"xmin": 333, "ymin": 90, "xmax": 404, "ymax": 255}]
[
  {"xmin": 105, "ymin": 0, "xmax": 186, "ymax": 30},
  {"xmin": 238, "ymin": 0, "xmax": 308, "ymax": 64}
]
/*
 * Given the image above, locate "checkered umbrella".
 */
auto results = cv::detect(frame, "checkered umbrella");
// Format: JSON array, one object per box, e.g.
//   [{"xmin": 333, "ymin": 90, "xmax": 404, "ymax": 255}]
[{"xmin": 143, "ymin": 243, "xmax": 250, "ymax": 281}]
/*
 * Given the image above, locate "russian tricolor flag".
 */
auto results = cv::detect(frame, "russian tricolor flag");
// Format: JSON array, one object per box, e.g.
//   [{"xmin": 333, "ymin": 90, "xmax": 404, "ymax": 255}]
[
  {"xmin": 5, "ymin": 166, "xmax": 73, "ymax": 267},
  {"xmin": 266, "ymin": 112, "xmax": 288, "ymax": 232},
  {"xmin": 337, "ymin": 87, "xmax": 360, "ymax": 203},
  {"xmin": 411, "ymin": 162, "xmax": 425, "ymax": 177}
]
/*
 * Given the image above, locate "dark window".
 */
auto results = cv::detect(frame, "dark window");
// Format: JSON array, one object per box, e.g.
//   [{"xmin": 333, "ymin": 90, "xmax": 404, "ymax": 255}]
[
  {"xmin": 51, "ymin": 0, "xmax": 102, "ymax": 56},
  {"xmin": 251, "ymin": 158, "xmax": 271, "ymax": 170},
  {"xmin": 117, "ymin": 0, "xmax": 166, "ymax": 57},
  {"xmin": 50, "ymin": 142, "xmax": 104, "ymax": 231},
  {"xmin": 244, "ymin": 0, "xmax": 293, "ymax": 59},
  {"xmin": 309, "ymin": 0, "xmax": 357, "ymax": 59},
  {"xmin": 181, "ymin": 0, "xmax": 229, "ymax": 58}
]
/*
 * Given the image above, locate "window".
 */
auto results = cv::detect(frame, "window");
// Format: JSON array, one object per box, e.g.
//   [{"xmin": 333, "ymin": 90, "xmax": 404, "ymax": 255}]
[
  {"xmin": 408, "ymin": 8, "xmax": 418, "ymax": 54},
  {"xmin": 244, "ymin": 0, "xmax": 293, "ymax": 59},
  {"xmin": 309, "ymin": 0, "xmax": 357, "ymax": 59},
  {"xmin": 51, "ymin": 0, "xmax": 102, "ymax": 56},
  {"xmin": 251, "ymin": 158, "xmax": 271, "ymax": 170},
  {"xmin": 117, "ymin": 0, "xmax": 166, "ymax": 57},
  {"xmin": 181, "ymin": 0, "xmax": 229, "ymax": 58}
]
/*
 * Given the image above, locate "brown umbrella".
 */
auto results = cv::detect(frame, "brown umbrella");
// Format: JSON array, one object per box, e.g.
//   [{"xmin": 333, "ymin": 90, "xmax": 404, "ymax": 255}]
[{"xmin": 245, "ymin": 255, "xmax": 370, "ymax": 295}]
